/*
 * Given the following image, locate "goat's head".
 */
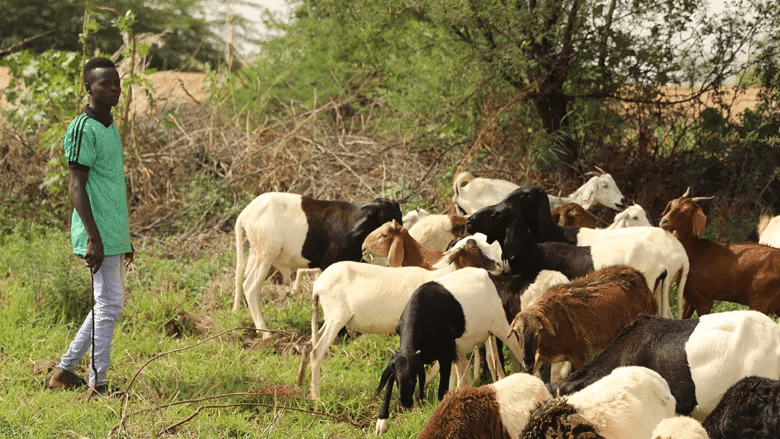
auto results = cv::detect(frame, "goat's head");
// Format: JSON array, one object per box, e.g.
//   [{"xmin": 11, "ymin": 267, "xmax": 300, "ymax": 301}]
[
  {"xmin": 659, "ymin": 188, "xmax": 713, "ymax": 239},
  {"xmin": 401, "ymin": 208, "xmax": 429, "ymax": 230},
  {"xmin": 433, "ymin": 233, "xmax": 504, "ymax": 274},
  {"xmin": 577, "ymin": 173, "xmax": 626, "ymax": 211},
  {"xmin": 510, "ymin": 312, "xmax": 555, "ymax": 373},
  {"xmin": 607, "ymin": 204, "xmax": 651, "ymax": 230},
  {"xmin": 376, "ymin": 350, "xmax": 425, "ymax": 409},
  {"xmin": 466, "ymin": 204, "xmax": 512, "ymax": 244},
  {"xmin": 349, "ymin": 198, "xmax": 403, "ymax": 242},
  {"xmin": 362, "ymin": 219, "xmax": 405, "ymax": 266},
  {"xmin": 551, "ymin": 203, "xmax": 598, "ymax": 228}
]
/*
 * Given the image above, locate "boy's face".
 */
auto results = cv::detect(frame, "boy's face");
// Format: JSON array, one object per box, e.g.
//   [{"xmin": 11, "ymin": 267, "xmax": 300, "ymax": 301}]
[{"xmin": 85, "ymin": 67, "xmax": 121, "ymax": 108}]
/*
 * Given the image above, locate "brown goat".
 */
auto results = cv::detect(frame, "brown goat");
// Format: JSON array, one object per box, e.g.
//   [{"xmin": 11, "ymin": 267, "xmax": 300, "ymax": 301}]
[
  {"xmin": 510, "ymin": 265, "xmax": 658, "ymax": 373},
  {"xmin": 659, "ymin": 189, "xmax": 780, "ymax": 318},
  {"xmin": 550, "ymin": 202, "xmax": 599, "ymax": 228},
  {"xmin": 361, "ymin": 219, "xmax": 443, "ymax": 269}
]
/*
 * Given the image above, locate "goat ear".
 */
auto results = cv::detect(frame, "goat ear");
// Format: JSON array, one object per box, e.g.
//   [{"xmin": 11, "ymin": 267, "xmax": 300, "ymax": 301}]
[
  {"xmin": 692, "ymin": 208, "xmax": 707, "ymax": 236},
  {"xmin": 539, "ymin": 314, "xmax": 556, "ymax": 337},
  {"xmin": 387, "ymin": 234, "xmax": 404, "ymax": 267}
]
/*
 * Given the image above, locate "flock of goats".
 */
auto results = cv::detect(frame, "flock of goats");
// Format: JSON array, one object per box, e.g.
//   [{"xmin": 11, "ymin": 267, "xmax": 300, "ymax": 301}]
[{"xmin": 233, "ymin": 169, "xmax": 780, "ymax": 438}]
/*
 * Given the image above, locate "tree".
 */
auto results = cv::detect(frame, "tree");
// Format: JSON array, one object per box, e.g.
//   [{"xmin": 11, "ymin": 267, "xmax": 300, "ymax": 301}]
[
  {"xmin": 0, "ymin": 0, "xmax": 230, "ymax": 70},
  {"xmin": 252, "ymin": 0, "xmax": 780, "ymax": 166}
]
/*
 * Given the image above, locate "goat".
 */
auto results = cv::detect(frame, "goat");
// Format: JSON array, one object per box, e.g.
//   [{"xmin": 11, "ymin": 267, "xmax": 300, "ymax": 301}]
[
  {"xmin": 401, "ymin": 208, "xmax": 430, "ymax": 230},
  {"xmin": 510, "ymin": 265, "xmax": 658, "ymax": 374},
  {"xmin": 234, "ymin": 192, "xmax": 402, "ymax": 338},
  {"xmin": 702, "ymin": 376, "xmax": 780, "ymax": 439},
  {"xmin": 550, "ymin": 203, "xmax": 598, "ymax": 228},
  {"xmin": 549, "ymin": 310, "xmax": 780, "ymax": 420},
  {"xmin": 362, "ymin": 219, "xmax": 442, "ymax": 269},
  {"xmin": 308, "ymin": 233, "xmax": 503, "ymax": 399},
  {"xmin": 605, "ymin": 204, "xmax": 651, "ymax": 229},
  {"xmin": 659, "ymin": 188, "xmax": 780, "ymax": 318},
  {"xmin": 468, "ymin": 201, "xmax": 685, "ymax": 319},
  {"xmin": 452, "ymin": 171, "xmax": 626, "ymax": 216},
  {"xmin": 408, "ymin": 212, "xmax": 468, "ymax": 252},
  {"xmin": 652, "ymin": 417, "xmax": 709, "ymax": 439},
  {"xmin": 375, "ymin": 267, "xmax": 524, "ymax": 434},
  {"xmin": 521, "ymin": 366, "xmax": 675, "ymax": 439},
  {"xmin": 758, "ymin": 213, "xmax": 780, "ymax": 248},
  {"xmin": 416, "ymin": 373, "xmax": 552, "ymax": 439}
]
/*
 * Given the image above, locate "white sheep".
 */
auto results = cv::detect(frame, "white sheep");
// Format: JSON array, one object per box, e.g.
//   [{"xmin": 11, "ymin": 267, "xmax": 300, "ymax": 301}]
[{"xmin": 307, "ymin": 233, "xmax": 504, "ymax": 399}]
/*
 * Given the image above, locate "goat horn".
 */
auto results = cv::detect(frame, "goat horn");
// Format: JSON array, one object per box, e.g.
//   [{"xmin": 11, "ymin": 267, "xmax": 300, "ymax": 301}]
[
  {"xmin": 594, "ymin": 165, "xmax": 606, "ymax": 174},
  {"xmin": 682, "ymin": 187, "xmax": 692, "ymax": 198},
  {"xmin": 691, "ymin": 196, "xmax": 714, "ymax": 203}
]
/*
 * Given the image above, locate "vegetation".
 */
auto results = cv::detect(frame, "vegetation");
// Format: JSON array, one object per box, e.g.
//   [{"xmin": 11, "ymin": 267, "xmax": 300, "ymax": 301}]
[{"xmin": 1, "ymin": 0, "xmax": 779, "ymax": 436}]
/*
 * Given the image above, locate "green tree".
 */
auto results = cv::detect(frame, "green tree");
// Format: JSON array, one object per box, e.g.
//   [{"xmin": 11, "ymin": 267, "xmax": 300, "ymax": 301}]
[
  {"xmin": 251, "ymin": 0, "xmax": 780, "ymax": 165},
  {"xmin": 0, "ymin": 0, "xmax": 231, "ymax": 70}
]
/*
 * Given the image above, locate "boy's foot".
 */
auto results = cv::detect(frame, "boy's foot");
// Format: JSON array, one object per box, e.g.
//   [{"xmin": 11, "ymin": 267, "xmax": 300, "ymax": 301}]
[
  {"xmin": 48, "ymin": 368, "xmax": 87, "ymax": 389},
  {"xmin": 84, "ymin": 384, "xmax": 108, "ymax": 401}
]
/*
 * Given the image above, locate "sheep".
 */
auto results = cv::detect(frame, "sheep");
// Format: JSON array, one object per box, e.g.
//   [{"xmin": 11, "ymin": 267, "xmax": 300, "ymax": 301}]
[
  {"xmin": 658, "ymin": 188, "xmax": 780, "ymax": 318},
  {"xmin": 510, "ymin": 265, "xmax": 658, "ymax": 375},
  {"xmin": 652, "ymin": 417, "xmax": 709, "ymax": 439},
  {"xmin": 520, "ymin": 366, "xmax": 675, "ymax": 439},
  {"xmin": 701, "ymin": 376, "xmax": 780, "ymax": 439},
  {"xmin": 362, "ymin": 219, "xmax": 443, "ymax": 269},
  {"xmin": 308, "ymin": 233, "xmax": 504, "ymax": 399},
  {"xmin": 757, "ymin": 213, "xmax": 780, "ymax": 248},
  {"xmin": 401, "ymin": 208, "xmax": 430, "ymax": 230},
  {"xmin": 374, "ymin": 267, "xmax": 525, "ymax": 434},
  {"xmin": 550, "ymin": 202, "xmax": 599, "ymax": 228},
  {"xmin": 452, "ymin": 170, "xmax": 626, "ymax": 216},
  {"xmin": 548, "ymin": 310, "xmax": 780, "ymax": 420},
  {"xmin": 234, "ymin": 192, "xmax": 402, "ymax": 338},
  {"xmin": 408, "ymin": 212, "xmax": 468, "ymax": 252},
  {"xmin": 416, "ymin": 373, "xmax": 552, "ymax": 439}
]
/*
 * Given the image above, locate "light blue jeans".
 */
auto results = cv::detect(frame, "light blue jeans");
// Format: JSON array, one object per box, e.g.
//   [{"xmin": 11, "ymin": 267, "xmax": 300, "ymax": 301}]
[{"xmin": 57, "ymin": 254, "xmax": 125, "ymax": 387}]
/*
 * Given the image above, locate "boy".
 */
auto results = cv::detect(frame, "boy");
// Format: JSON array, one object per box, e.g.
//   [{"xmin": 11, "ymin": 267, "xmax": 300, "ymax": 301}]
[{"xmin": 48, "ymin": 57, "xmax": 133, "ymax": 400}]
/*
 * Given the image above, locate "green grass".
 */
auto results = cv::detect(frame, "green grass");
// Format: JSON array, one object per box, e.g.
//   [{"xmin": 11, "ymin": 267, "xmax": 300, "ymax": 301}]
[
  {"xmin": 0, "ymin": 222, "xmax": 450, "ymax": 438},
  {"xmin": 0, "ymin": 221, "xmax": 769, "ymax": 438}
]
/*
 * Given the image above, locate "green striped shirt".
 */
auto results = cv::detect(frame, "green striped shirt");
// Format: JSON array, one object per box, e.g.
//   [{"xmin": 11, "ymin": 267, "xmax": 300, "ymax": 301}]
[{"xmin": 64, "ymin": 112, "xmax": 131, "ymax": 256}]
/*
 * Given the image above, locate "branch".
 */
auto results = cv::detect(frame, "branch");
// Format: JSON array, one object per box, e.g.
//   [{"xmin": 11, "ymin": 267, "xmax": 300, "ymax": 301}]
[{"xmin": 0, "ymin": 30, "xmax": 55, "ymax": 59}]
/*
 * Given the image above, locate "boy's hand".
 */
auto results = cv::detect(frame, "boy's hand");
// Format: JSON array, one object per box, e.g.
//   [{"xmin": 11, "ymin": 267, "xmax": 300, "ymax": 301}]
[
  {"xmin": 84, "ymin": 236, "xmax": 105, "ymax": 274},
  {"xmin": 124, "ymin": 245, "xmax": 134, "ymax": 269}
]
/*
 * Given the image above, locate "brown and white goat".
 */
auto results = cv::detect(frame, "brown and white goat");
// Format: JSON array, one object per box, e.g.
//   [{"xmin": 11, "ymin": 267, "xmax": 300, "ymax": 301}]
[
  {"xmin": 659, "ymin": 188, "xmax": 780, "ymax": 318},
  {"xmin": 361, "ymin": 219, "xmax": 444, "ymax": 269},
  {"xmin": 550, "ymin": 203, "xmax": 599, "ymax": 228},
  {"xmin": 509, "ymin": 265, "xmax": 659, "ymax": 374}
]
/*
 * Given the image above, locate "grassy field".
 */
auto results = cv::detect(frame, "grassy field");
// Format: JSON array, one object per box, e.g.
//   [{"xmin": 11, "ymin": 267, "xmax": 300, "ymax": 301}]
[{"xmin": 0, "ymin": 219, "xmax": 753, "ymax": 438}]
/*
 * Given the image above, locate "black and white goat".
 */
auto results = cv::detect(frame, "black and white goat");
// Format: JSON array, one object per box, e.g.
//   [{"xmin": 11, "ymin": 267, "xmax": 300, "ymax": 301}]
[
  {"xmin": 702, "ymin": 375, "xmax": 780, "ymax": 439},
  {"xmin": 416, "ymin": 373, "xmax": 552, "ymax": 439},
  {"xmin": 374, "ymin": 267, "xmax": 525, "ymax": 434},
  {"xmin": 521, "ymin": 366, "xmax": 675, "ymax": 439},
  {"xmin": 549, "ymin": 310, "xmax": 780, "ymax": 420},
  {"xmin": 234, "ymin": 192, "xmax": 402, "ymax": 337},
  {"xmin": 308, "ymin": 234, "xmax": 504, "ymax": 399},
  {"xmin": 467, "ymin": 186, "xmax": 687, "ymax": 319}
]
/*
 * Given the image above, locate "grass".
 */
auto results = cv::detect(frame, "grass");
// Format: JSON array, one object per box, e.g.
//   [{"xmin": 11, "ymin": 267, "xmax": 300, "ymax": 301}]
[
  {"xmin": 0, "ymin": 222, "xmax": 449, "ymax": 438},
  {"xmin": 0, "ymin": 220, "xmax": 764, "ymax": 438}
]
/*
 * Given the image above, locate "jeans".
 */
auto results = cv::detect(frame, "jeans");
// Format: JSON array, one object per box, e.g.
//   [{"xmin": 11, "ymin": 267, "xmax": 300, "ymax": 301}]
[{"xmin": 57, "ymin": 254, "xmax": 125, "ymax": 387}]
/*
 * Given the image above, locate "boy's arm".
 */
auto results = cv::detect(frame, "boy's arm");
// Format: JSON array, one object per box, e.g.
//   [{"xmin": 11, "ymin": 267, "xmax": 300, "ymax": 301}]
[{"xmin": 69, "ymin": 167, "xmax": 104, "ymax": 273}]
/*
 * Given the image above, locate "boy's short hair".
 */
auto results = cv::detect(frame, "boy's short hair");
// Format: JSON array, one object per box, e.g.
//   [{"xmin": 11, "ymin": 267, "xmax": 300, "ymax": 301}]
[{"xmin": 83, "ymin": 57, "xmax": 116, "ymax": 79}]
